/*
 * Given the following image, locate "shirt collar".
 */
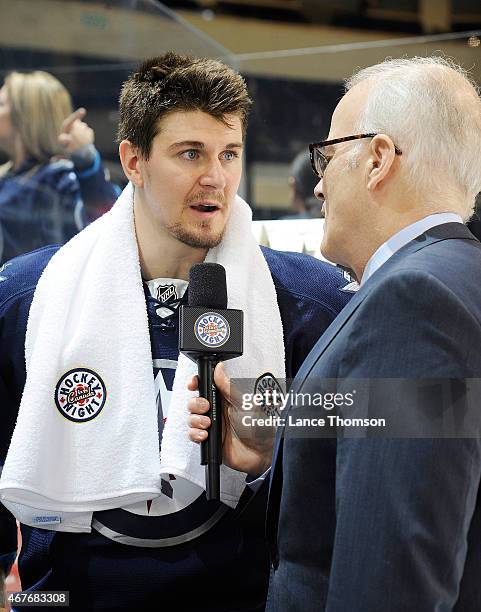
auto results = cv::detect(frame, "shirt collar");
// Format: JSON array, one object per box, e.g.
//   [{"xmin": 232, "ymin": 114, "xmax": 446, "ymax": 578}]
[{"xmin": 361, "ymin": 212, "xmax": 463, "ymax": 285}]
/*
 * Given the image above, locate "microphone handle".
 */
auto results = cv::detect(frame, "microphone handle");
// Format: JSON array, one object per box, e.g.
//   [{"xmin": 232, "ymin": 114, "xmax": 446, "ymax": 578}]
[{"xmin": 198, "ymin": 356, "xmax": 223, "ymax": 501}]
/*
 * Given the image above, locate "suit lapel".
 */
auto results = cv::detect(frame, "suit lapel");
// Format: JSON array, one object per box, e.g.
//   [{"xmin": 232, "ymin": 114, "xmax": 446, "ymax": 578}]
[{"xmin": 270, "ymin": 283, "xmax": 368, "ymax": 466}]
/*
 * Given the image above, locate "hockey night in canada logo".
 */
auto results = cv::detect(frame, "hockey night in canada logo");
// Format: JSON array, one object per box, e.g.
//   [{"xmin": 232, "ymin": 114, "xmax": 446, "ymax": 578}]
[
  {"xmin": 194, "ymin": 312, "xmax": 230, "ymax": 347},
  {"xmin": 55, "ymin": 368, "xmax": 107, "ymax": 422}
]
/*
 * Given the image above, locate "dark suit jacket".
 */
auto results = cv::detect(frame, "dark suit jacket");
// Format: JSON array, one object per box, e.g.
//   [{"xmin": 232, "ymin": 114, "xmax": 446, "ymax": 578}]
[{"xmin": 266, "ymin": 223, "xmax": 481, "ymax": 612}]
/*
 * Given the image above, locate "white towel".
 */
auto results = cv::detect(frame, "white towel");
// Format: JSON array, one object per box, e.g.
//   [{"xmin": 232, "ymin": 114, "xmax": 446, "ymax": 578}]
[{"xmin": 0, "ymin": 183, "xmax": 285, "ymax": 531}]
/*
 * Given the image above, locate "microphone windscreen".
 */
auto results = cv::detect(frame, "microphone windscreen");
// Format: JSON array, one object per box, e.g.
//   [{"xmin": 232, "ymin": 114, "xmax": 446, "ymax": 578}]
[{"xmin": 188, "ymin": 263, "xmax": 228, "ymax": 309}]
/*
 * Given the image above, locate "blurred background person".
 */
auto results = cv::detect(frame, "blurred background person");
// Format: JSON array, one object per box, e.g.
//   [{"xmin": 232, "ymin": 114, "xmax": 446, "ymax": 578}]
[
  {"xmin": 282, "ymin": 149, "xmax": 323, "ymax": 219},
  {"xmin": 0, "ymin": 70, "xmax": 119, "ymax": 264}
]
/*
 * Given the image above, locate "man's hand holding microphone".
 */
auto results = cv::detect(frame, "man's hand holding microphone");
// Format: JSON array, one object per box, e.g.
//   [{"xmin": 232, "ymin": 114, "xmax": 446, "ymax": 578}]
[{"xmin": 187, "ymin": 362, "xmax": 274, "ymax": 478}]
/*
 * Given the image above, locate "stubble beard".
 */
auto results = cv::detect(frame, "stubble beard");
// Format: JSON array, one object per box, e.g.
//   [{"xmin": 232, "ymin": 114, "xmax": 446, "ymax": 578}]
[
  {"xmin": 168, "ymin": 191, "xmax": 228, "ymax": 249},
  {"xmin": 166, "ymin": 220, "xmax": 225, "ymax": 249}
]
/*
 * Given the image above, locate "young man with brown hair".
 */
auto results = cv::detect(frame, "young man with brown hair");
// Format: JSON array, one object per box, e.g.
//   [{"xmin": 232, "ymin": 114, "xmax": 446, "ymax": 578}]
[{"xmin": 0, "ymin": 53, "xmax": 350, "ymax": 611}]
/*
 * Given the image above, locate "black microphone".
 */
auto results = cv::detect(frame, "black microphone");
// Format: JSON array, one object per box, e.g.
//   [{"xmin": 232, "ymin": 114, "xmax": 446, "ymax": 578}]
[{"xmin": 179, "ymin": 263, "xmax": 243, "ymax": 501}]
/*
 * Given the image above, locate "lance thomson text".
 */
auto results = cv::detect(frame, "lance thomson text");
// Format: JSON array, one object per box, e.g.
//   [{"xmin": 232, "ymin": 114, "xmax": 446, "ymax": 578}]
[{"xmin": 241, "ymin": 414, "xmax": 386, "ymax": 428}]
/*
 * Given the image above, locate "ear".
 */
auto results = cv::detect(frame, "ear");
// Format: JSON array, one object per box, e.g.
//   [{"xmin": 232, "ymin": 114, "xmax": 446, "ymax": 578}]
[
  {"xmin": 119, "ymin": 140, "xmax": 144, "ymax": 188},
  {"xmin": 366, "ymin": 134, "xmax": 397, "ymax": 191}
]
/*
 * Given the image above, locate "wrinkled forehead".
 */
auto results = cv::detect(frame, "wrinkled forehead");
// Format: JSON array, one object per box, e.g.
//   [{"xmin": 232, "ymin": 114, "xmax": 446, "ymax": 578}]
[{"xmin": 327, "ymin": 80, "xmax": 371, "ymax": 140}]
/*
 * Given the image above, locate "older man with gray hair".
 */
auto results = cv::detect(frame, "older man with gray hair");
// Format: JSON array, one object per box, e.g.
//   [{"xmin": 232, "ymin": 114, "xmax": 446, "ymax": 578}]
[
  {"xmin": 190, "ymin": 56, "xmax": 481, "ymax": 611},
  {"xmin": 269, "ymin": 55, "xmax": 481, "ymax": 611}
]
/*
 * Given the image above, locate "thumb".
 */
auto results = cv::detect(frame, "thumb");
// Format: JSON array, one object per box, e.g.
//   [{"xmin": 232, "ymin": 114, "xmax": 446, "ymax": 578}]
[{"xmin": 213, "ymin": 362, "xmax": 230, "ymax": 402}]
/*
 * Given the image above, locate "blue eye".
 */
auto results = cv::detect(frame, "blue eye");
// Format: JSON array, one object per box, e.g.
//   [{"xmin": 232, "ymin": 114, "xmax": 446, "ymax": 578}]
[
  {"xmin": 223, "ymin": 150, "xmax": 238, "ymax": 161},
  {"xmin": 182, "ymin": 150, "xmax": 198, "ymax": 161}
]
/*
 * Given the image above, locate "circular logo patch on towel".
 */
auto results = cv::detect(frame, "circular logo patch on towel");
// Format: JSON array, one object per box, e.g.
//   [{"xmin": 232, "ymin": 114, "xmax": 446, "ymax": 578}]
[
  {"xmin": 54, "ymin": 368, "xmax": 107, "ymax": 422},
  {"xmin": 194, "ymin": 312, "xmax": 230, "ymax": 348},
  {"xmin": 254, "ymin": 373, "xmax": 284, "ymax": 417}
]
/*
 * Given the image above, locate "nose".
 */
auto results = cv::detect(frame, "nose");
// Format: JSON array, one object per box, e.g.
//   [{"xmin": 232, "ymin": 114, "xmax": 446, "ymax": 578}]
[
  {"xmin": 199, "ymin": 158, "xmax": 226, "ymax": 190},
  {"xmin": 314, "ymin": 177, "xmax": 324, "ymax": 200}
]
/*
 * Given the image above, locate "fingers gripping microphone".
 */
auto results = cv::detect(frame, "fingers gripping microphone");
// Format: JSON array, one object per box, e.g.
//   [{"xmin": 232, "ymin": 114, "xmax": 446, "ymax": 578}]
[{"xmin": 179, "ymin": 263, "xmax": 243, "ymax": 501}]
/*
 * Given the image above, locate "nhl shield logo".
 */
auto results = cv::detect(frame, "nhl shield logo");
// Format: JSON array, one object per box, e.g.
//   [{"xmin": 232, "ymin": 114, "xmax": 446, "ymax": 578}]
[
  {"xmin": 194, "ymin": 312, "xmax": 230, "ymax": 348},
  {"xmin": 55, "ymin": 368, "xmax": 107, "ymax": 423},
  {"xmin": 156, "ymin": 284, "xmax": 178, "ymax": 303}
]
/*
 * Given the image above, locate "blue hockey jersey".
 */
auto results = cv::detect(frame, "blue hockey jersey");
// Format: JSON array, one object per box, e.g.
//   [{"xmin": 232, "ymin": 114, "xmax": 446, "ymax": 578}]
[{"xmin": 0, "ymin": 244, "xmax": 351, "ymax": 611}]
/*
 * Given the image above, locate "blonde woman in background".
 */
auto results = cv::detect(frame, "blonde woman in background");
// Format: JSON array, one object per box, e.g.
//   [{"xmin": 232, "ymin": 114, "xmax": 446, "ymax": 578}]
[{"xmin": 0, "ymin": 70, "xmax": 119, "ymax": 263}]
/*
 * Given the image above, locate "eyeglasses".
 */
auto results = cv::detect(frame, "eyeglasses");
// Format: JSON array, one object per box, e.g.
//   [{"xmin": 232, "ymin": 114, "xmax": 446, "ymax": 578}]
[{"xmin": 309, "ymin": 133, "xmax": 402, "ymax": 179}]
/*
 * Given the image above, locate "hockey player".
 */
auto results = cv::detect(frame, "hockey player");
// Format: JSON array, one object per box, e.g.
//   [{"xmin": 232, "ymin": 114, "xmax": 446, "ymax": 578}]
[{"xmin": 0, "ymin": 53, "xmax": 351, "ymax": 611}]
